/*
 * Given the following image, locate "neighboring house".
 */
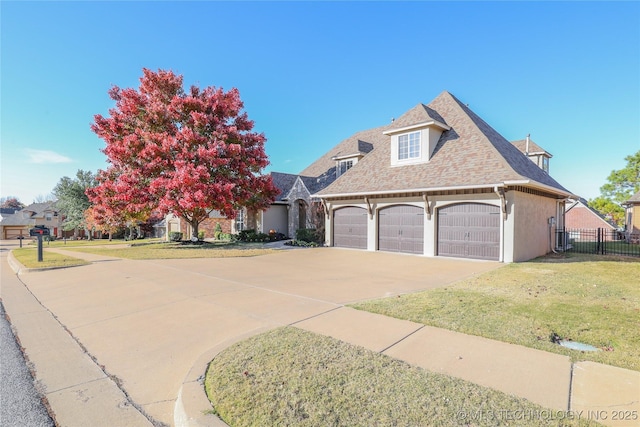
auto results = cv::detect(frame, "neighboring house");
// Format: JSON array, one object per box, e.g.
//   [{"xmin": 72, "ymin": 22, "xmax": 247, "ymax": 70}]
[
  {"xmin": 0, "ymin": 207, "xmax": 20, "ymax": 220},
  {"xmin": 565, "ymin": 198, "xmax": 618, "ymax": 230},
  {"xmin": 623, "ymin": 190, "xmax": 640, "ymax": 243},
  {"xmin": 564, "ymin": 198, "xmax": 618, "ymax": 242},
  {"xmin": 310, "ymin": 91, "xmax": 574, "ymax": 262},
  {"xmin": 0, "ymin": 202, "xmax": 63, "ymax": 239}
]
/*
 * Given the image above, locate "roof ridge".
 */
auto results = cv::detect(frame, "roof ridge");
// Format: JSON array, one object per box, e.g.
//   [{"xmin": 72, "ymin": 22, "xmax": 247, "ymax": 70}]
[{"xmin": 437, "ymin": 92, "xmax": 569, "ymax": 193}]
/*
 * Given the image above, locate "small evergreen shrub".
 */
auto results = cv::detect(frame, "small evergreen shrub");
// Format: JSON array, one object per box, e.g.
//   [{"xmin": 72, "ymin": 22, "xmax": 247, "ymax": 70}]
[
  {"xmin": 296, "ymin": 228, "xmax": 323, "ymax": 244},
  {"xmin": 169, "ymin": 231, "xmax": 183, "ymax": 241}
]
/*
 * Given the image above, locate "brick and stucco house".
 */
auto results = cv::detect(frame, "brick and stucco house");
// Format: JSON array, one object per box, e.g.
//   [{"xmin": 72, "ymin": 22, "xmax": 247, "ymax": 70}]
[{"xmin": 307, "ymin": 91, "xmax": 574, "ymax": 262}]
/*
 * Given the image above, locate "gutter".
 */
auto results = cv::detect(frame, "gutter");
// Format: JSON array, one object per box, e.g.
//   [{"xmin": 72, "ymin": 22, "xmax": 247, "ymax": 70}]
[{"xmin": 313, "ymin": 183, "xmax": 507, "ymax": 199}]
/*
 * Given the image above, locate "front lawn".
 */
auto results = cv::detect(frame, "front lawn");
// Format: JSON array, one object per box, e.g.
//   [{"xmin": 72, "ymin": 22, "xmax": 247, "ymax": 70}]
[
  {"xmin": 12, "ymin": 247, "xmax": 90, "ymax": 269},
  {"xmin": 351, "ymin": 253, "xmax": 640, "ymax": 371},
  {"xmin": 59, "ymin": 240, "xmax": 277, "ymax": 260},
  {"xmin": 205, "ymin": 327, "xmax": 599, "ymax": 427}
]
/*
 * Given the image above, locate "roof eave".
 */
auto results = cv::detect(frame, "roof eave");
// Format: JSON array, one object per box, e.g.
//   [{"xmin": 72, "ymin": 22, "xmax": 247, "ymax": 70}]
[
  {"xmin": 382, "ymin": 120, "xmax": 450, "ymax": 135},
  {"xmin": 315, "ymin": 180, "xmax": 575, "ymax": 200}
]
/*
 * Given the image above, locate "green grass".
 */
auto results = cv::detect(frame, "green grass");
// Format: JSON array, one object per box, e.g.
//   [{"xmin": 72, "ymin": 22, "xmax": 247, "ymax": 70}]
[
  {"xmin": 351, "ymin": 253, "xmax": 640, "ymax": 371},
  {"xmin": 12, "ymin": 247, "xmax": 89, "ymax": 269},
  {"xmin": 205, "ymin": 327, "xmax": 600, "ymax": 427},
  {"xmin": 58, "ymin": 241, "xmax": 277, "ymax": 260},
  {"xmin": 571, "ymin": 240, "xmax": 640, "ymax": 256},
  {"xmin": 22, "ymin": 238, "xmax": 143, "ymax": 248}
]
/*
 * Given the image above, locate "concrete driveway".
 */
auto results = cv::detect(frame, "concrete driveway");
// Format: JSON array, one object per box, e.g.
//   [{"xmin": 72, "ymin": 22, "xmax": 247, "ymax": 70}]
[{"xmin": 3, "ymin": 244, "xmax": 501, "ymax": 426}]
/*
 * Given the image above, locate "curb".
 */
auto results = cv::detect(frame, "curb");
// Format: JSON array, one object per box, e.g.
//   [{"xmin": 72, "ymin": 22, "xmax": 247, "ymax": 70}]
[
  {"xmin": 7, "ymin": 250, "xmax": 88, "ymax": 274},
  {"xmin": 174, "ymin": 326, "xmax": 274, "ymax": 427}
]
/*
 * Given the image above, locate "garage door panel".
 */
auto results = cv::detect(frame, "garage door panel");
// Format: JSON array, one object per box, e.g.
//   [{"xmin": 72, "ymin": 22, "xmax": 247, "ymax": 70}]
[
  {"xmin": 378, "ymin": 205, "xmax": 424, "ymax": 254},
  {"xmin": 438, "ymin": 203, "xmax": 500, "ymax": 261},
  {"xmin": 333, "ymin": 207, "xmax": 368, "ymax": 249}
]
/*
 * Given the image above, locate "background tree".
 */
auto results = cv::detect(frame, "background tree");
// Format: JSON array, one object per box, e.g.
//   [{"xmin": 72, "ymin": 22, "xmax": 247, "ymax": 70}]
[
  {"xmin": 0, "ymin": 197, "xmax": 25, "ymax": 210},
  {"xmin": 600, "ymin": 150, "xmax": 640, "ymax": 204},
  {"xmin": 587, "ymin": 196, "xmax": 625, "ymax": 226},
  {"xmin": 89, "ymin": 68, "xmax": 278, "ymax": 239},
  {"xmin": 53, "ymin": 170, "xmax": 97, "ymax": 238},
  {"xmin": 589, "ymin": 150, "xmax": 639, "ymax": 227}
]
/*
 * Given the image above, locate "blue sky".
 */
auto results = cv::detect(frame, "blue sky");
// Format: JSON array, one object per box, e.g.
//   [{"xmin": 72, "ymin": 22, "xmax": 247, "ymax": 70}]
[{"xmin": 1, "ymin": 1, "xmax": 639, "ymax": 204}]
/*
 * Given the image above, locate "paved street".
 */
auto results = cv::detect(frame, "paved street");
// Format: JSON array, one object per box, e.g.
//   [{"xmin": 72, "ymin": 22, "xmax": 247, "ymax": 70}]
[{"xmin": 1, "ymin": 301, "xmax": 54, "ymax": 427}]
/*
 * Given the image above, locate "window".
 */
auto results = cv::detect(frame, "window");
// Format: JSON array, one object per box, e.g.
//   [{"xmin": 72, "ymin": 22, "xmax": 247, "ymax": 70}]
[
  {"xmin": 398, "ymin": 131, "xmax": 420, "ymax": 160},
  {"xmin": 337, "ymin": 160, "xmax": 353, "ymax": 176},
  {"xmin": 542, "ymin": 157, "xmax": 549, "ymax": 173},
  {"xmin": 235, "ymin": 209, "xmax": 245, "ymax": 232},
  {"xmin": 45, "ymin": 213, "xmax": 52, "ymax": 221}
]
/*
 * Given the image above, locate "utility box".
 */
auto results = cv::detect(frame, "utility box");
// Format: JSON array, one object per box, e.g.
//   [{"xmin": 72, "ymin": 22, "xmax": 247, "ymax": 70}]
[{"xmin": 29, "ymin": 225, "xmax": 50, "ymax": 237}]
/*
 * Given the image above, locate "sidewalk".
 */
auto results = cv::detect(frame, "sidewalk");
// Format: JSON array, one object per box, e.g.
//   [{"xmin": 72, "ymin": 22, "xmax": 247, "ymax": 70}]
[{"xmin": 2, "ymin": 243, "xmax": 638, "ymax": 427}]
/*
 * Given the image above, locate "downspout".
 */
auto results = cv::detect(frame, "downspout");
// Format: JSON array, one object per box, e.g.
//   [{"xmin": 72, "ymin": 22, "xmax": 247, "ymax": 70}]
[{"xmin": 494, "ymin": 186, "xmax": 507, "ymax": 262}]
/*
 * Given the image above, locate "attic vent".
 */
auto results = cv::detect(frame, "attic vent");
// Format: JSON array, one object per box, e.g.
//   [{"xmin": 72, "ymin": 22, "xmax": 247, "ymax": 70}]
[{"xmin": 391, "ymin": 118, "xmax": 395, "ymax": 123}]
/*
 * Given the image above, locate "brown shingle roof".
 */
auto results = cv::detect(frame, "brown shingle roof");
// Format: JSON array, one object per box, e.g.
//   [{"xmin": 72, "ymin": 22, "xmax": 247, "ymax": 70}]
[
  {"xmin": 627, "ymin": 190, "xmax": 640, "ymax": 204},
  {"xmin": 315, "ymin": 91, "xmax": 571, "ymax": 197},
  {"xmin": 511, "ymin": 138, "xmax": 552, "ymax": 157}
]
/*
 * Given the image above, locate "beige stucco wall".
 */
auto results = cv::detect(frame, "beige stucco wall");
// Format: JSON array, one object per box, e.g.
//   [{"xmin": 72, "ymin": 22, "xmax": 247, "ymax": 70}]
[
  {"xmin": 510, "ymin": 191, "xmax": 558, "ymax": 262},
  {"xmin": 262, "ymin": 205, "xmax": 288, "ymax": 236}
]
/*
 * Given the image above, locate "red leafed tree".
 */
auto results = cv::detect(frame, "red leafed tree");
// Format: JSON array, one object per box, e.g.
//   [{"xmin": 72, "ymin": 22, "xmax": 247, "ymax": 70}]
[{"xmin": 89, "ymin": 68, "xmax": 278, "ymax": 239}]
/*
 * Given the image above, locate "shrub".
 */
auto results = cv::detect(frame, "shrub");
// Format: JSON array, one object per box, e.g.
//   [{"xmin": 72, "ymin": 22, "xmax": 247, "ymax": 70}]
[
  {"xmin": 198, "ymin": 231, "xmax": 205, "ymax": 241},
  {"xmin": 296, "ymin": 228, "xmax": 323, "ymax": 244},
  {"xmin": 213, "ymin": 223, "xmax": 223, "ymax": 240},
  {"xmin": 169, "ymin": 231, "xmax": 183, "ymax": 242}
]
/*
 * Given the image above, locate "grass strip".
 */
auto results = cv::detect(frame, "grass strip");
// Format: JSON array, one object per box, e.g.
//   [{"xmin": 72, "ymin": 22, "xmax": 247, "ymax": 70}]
[
  {"xmin": 12, "ymin": 248, "xmax": 89, "ymax": 269},
  {"xmin": 67, "ymin": 242, "xmax": 276, "ymax": 260},
  {"xmin": 351, "ymin": 253, "xmax": 640, "ymax": 372},
  {"xmin": 205, "ymin": 327, "xmax": 600, "ymax": 427}
]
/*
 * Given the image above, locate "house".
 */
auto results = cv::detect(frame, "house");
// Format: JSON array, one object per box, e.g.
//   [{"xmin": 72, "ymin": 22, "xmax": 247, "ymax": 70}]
[
  {"xmin": 564, "ymin": 198, "xmax": 618, "ymax": 242},
  {"xmin": 623, "ymin": 190, "xmax": 640, "ymax": 243},
  {"xmin": 309, "ymin": 91, "xmax": 575, "ymax": 262},
  {"xmin": 0, "ymin": 202, "xmax": 63, "ymax": 239},
  {"xmin": 564, "ymin": 198, "xmax": 618, "ymax": 231}
]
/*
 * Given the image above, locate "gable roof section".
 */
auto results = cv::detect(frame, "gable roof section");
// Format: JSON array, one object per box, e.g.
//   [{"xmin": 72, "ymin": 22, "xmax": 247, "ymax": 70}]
[
  {"xmin": 565, "ymin": 198, "xmax": 617, "ymax": 229},
  {"xmin": 269, "ymin": 172, "xmax": 299, "ymax": 202},
  {"xmin": 316, "ymin": 91, "xmax": 572, "ymax": 198},
  {"xmin": 299, "ymin": 124, "xmax": 391, "ymax": 188}
]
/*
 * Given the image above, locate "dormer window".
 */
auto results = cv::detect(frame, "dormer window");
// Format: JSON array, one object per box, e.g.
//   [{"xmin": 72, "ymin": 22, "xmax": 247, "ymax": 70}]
[
  {"xmin": 385, "ymin": 120, "xmax": 450, "ymax": 167},
  {"xmin": 398, "ymin": 132, "xmax": 421, "ymax": 160},
  {"xmin": 338, "ymin": 159, "xmax": 353, "ymax": 176}
]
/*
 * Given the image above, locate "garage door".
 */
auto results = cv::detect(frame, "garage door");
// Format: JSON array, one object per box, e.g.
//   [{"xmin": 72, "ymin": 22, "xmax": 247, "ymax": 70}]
[
  {"xmin": 333, "ymin": 207, "xmax": 368, "ymax": 249},
  {"xmin": 4, "ymin": 227, "xmax": 27, "ymax": 240},
  {"xmin": 438, "ymin": 203, "xmax": 500, "ymax": 260},
  {"xmin": 378, "ymin": 205, "xmax": 424, "ymax": 254}
]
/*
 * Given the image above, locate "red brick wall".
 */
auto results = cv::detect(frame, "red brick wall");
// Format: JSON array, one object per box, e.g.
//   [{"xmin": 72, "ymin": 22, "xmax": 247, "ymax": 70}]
[
  {"xmin": 565, "ymin": 205, "xmax": 615, "ymax": 230},
  {"xmin": 180, "ymin": 218, "xmax": 233, "ymax": 239}
]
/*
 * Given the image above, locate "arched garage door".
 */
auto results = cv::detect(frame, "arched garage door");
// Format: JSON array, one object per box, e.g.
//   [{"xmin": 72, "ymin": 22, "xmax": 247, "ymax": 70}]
[
  {"xmin": 333, "ymin": 207, "xmax": 368, "ymax": 249},
  {"xmin": 438, "ymin": 203, "xmax": 500, "ymax": 260},
  {"xmin": 378, "ymin": 205, "xmax": 424, "ymax": 254}
]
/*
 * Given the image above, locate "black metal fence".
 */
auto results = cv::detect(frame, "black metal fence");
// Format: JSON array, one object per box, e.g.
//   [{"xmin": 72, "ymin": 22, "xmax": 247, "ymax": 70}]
[{"xmin": 556, "ymin": 228, "xmax": 640, "ymax": 257}]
